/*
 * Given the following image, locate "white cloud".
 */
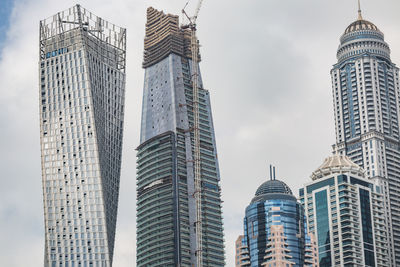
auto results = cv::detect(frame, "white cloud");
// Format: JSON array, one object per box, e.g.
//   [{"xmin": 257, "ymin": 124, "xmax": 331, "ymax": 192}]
[{"xmin": 0, "ymin": 0, "xmax": 399, "ymax": 266}]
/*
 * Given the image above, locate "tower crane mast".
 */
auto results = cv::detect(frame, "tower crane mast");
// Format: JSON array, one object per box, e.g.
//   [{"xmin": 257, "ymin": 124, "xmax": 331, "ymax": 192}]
[{"xmin": 182, "ymin": 1, "xmax": 204, "ymax": 266}]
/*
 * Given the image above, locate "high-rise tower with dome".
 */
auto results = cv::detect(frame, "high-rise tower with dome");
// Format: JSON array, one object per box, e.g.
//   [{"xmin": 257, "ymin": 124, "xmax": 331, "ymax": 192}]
[
  {"xmin": 300, "ymin": 154, "xmax": 389, "ymax": 266},
  {"xmin": 331, "ymin": 2, "xmax": 399, "ymax": 264},
  {"xmin": 242, "ymin": 177, "xmax": 318, "ymax": 267}
]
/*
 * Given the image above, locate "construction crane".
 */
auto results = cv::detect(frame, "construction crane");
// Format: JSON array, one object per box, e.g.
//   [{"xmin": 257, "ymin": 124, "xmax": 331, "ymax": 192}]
[{"xmin": 182, "ymin": 1, "xmax": 204, "ymax": 266}]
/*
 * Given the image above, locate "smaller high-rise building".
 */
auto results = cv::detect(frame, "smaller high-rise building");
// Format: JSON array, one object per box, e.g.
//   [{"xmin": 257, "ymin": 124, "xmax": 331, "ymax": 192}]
[
  {"xmin": 241, "ymin": 176, "xmax": 317, "ymax": 267},
  {"xmin": 235, "ymin": 235, "xmax": 250, "ymax": 267},
  {"xmin": 300, "ymin": 154, "xmax": 389, "ymax": 267}
]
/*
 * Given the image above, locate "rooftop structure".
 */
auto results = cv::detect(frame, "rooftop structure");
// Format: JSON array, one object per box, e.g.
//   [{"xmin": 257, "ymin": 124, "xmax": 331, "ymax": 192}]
[
  {"xmin": 311, "ymin": 154, "xmax": 365, "ymax": 180},
  {"xmin": 142, "ymin": 7, "xmax": 197, "ymax": 68},
  {"xmin": 40, "ymin": 4, "xmax": 126, "ymax": 70},
  {"xmin": 251, "ymin": 179, "xmax": 296, "ymax": 203}
]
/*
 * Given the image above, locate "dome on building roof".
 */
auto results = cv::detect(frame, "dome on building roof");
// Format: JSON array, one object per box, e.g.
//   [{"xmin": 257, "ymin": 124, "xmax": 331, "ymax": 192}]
[
  {"xmin": 251, "ymin": 179, "xmax": 295, "ymax": 204},
  {"xmin": 255, "ymin": 180, "xmax": 293, "ymax": 196},
  {"xmin": 337, "ymin": 13, "xmax": 388, "ymax": 62},
  {"xmin": 344, "ymin": 19, "xmax": 380, "ymax": 35},
  {"xmin": 311, "ymin": 154, "xmax": 365, "ymax": 181}
]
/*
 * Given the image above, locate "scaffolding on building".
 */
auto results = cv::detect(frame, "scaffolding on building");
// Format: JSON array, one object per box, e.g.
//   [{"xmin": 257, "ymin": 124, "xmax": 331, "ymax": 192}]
[{"xmin": 182, "ymin": 1, "xmax": 204, "ymax": 266}]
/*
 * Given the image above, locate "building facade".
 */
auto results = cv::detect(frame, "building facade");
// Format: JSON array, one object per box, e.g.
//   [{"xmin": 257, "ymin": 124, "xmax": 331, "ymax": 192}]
[
  {"xmin": 304, "ymin": 233, "xmax": 319, "ymax": 266},
  {"xmin": 235, "ymin": 235, "xmax": 250, "ymax": 267},
  {"xmin": 262, "ymin": 224, "xmax": 295, "ymax": 267},
  {"xmin": 136, "ymin": 7, "xmax": 225, "ymax": 266},
  {"xmin": 300, "ymin": 154, "xmax": 389, "ymax": 267},
  {"xmin": 39, "ymin": 5, "xmax": 126, "ymax": 267},
  {"xmin": 243, "ymin": 179, "xmax": 317, "ymax": 267},
  {"xmin": 331, "ymin": 7, "xmax": 399, "ymax": 265}
]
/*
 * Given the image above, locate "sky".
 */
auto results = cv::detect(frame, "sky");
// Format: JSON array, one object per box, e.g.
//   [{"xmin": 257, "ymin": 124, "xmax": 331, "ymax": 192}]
[
  {"xmin": 0, "ymin": 0, "xmax": 13, "ymax": 48},
  {"xmin": 0, "ymin": 0, "xmax": 399, "ymax": 266}
]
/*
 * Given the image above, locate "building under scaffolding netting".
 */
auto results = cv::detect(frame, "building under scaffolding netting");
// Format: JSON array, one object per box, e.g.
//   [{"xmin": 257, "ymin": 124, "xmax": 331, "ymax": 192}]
[{"xmin": 39, "ymin": 5, "xmax": 126, "ymax": 267}]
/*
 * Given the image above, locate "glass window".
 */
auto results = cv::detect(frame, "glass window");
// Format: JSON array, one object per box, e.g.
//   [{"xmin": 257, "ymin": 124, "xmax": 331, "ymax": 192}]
[
  {"xmin": 315, "ymin": 190, "xmax": 332, "ymax": 266},
  {"xmin": 307, "ymin": 178, "xmax": 334, "ymax": 193}
]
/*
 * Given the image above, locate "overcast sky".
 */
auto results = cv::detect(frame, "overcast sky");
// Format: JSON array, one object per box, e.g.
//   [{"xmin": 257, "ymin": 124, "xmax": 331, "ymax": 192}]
[{"xmin": 0, "ymin": 0, "xmax": 400, "ymax": 266}]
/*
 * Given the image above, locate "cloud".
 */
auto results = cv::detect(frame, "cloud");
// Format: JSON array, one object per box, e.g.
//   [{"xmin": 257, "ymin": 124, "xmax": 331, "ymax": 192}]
[{"xmin": 0, "ymin": 0, "xmax": 399, "ymax": 266}]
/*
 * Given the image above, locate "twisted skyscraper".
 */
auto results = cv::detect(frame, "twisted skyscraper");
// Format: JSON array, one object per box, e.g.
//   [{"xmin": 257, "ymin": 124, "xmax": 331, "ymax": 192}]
[
  {"xmin": 39, "ymin": 5, "xmax": 126, "ymax": 266},
  {"xmin": 136, "ymin": 7, "xmax": 225, "ymax": 266},
  {"xmin": 331, "ymin": 4, "xmax": 399, "ymax": 265}
]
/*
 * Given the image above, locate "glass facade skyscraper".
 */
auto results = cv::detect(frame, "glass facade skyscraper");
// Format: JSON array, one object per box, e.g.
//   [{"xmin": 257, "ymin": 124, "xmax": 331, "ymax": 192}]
[
  {"xmin": 136, "ymin": 7, "xmax": 225, "ymax": 266},
  {"xmin": 242, "ymin": 179, "xmax": 317, "ymax": 267},
  {"xmin": 39, "ymin": 5, "xmax": 126, "ymax": 267},
  {"xmin": 300, "ymin": 154, "xmax": 389, "ymax": 266},
  {"xmin": 331, "ymin": 7, "xmax": 399, "ymax": 265}
]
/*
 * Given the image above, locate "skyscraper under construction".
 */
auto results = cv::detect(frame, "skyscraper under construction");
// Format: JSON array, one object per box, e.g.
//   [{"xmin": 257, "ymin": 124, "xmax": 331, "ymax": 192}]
[{"xmin": 136, "ymin": 7, "xmax": 225, "ymax": 266}]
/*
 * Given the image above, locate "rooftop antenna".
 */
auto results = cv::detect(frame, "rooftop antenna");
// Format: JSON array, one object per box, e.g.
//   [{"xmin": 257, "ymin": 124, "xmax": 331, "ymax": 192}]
[
  {"xmin": 273, "ymin": 166, "xmax": 276, "ymax": 180},
  {"xmin": 269, "ymin": 165, "xmax": 273, "ymax": 181},
  {"xmin": 358, "ymin": 0, "xmax": 363, "ymax": 20}
]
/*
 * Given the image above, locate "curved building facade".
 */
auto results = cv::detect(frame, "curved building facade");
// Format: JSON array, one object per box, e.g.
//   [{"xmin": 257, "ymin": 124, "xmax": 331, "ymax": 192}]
[
  {"xmin": 331, "ymin": 6, "xmax": 399, "ymax": 265},
  {"xmin": 243, "ymin": 179, "xmax": 317, "ymax": 267}
]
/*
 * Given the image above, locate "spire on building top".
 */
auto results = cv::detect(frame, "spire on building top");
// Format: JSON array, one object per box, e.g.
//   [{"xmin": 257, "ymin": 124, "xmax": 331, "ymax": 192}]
[
  {"xmin": 269, "ymin": 165, "xmax": 273, "ymax": 181},
  {"xmin": 358, "ymin": 0, "xmax": 363, "ymax": 20},
  {"xmin": 269, "ymin": 164, "xmax": 277, "ymax": 180}
]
